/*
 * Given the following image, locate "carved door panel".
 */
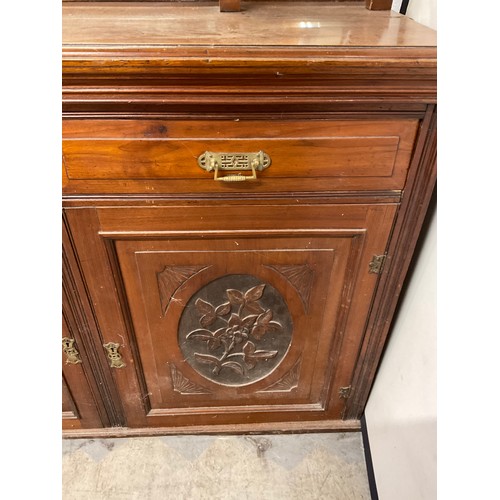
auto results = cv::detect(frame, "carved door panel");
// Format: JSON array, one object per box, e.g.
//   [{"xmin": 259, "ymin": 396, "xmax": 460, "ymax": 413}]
[{"xmin": 64, "ymin": 202, "xmax": 397, "ymax": 429}]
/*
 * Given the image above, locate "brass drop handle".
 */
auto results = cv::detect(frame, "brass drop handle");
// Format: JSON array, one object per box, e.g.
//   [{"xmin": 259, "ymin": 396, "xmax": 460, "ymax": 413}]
[
  {"xmin": 103, "ymin": 342, "xmax": 126, "ymax": 368},
  {"xmin": 198, "ymin": 151, "xmax": 271, "ymax": 182},
  {"xmin": 214, "ymin": 157, "xmax": 258, "ymax": 182}
]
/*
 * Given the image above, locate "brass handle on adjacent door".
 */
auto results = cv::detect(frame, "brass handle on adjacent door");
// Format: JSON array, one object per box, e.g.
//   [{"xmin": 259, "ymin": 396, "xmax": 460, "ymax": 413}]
[
  {"xmin": 198, "ymin": 151, "xmax": 271, "ymax": 182},
  {"xmin": 103, "ymin": 342, "xmax": 126, "ymax": 368},
  {"xmin": 62, "ymin": 337, "xmax": 82, "ymax": 365}
]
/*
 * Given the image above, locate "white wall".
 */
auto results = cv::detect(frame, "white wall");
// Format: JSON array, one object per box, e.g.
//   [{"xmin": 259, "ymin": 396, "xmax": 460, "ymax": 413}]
[
  {"xmin": 365, "ymin": 2, "xmax": 437, "ymax": 499},
  {"xmin": 406, "ymin": 0, "xmax": 437, "ymax": 30},
  {"xmin": 365, "ymin": 208, "xmax": 436, "ymax": 499}
]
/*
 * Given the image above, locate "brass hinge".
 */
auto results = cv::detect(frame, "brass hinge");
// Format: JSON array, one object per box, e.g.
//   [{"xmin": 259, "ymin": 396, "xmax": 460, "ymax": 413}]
[
  {"xmin": 339, "ymin": 386, "xmax": 352, "ymax": 399},
  {"xmin": 369, "ymin": 254, "xmax": 386, "ymax": 274}
]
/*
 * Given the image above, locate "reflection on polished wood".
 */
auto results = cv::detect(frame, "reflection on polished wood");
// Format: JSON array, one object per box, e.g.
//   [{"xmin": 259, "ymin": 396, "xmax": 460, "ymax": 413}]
[
  {"xmin": 62, "ymin": 2, "xmax": 436, "ymax": 48},
  {"xmin": 219, "ymin": 0, "xmax": 241, "ymax": 11}
]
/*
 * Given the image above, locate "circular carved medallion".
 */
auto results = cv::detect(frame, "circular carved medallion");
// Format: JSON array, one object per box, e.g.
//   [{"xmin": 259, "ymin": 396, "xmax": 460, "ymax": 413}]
[{"xmin": 178, "ymin": 274, "xmax": 293, "ymax": 387}]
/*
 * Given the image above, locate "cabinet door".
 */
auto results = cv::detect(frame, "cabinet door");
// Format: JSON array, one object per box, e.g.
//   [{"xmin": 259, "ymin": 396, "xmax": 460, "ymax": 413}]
[
  {"xmin": 62, "ymin": 315, "xmax": 104, "ymax": 430},
  {"xmin": 64, "ymin": 201, "xmax": 396, "ymax": 430}
]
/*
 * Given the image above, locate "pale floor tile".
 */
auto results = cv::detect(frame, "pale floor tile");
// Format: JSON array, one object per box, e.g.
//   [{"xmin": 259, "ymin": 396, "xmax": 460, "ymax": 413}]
[{"xmin": 62, "ymin": 432, "xmax": 371, "ymax": 499}]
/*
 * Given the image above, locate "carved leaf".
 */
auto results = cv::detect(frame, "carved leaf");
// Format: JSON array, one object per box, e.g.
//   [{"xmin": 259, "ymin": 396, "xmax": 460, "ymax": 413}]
[
  {"xmin": 227, "ymin": 289, "xmax": 244, "ymax": 305},
  {"xmin": 244, "ymin": 301, "xmax": 265, "ymax": 315},
  {"xmin": 195, "ymin": 298, "xmax": 214, "ymax": 314},
  {"xmin": 200, "ymin": 313, "xmax": 217, "ymax": 328},
  {"xmin": 221, "ymin": 361, "xmax": 245, "ymax": 375},
  {"xmin": 258, "ymin": 309, "xmax": 273, "ymax": 324},
  {"xmin": 195, "ymin": 298, "xmax": 217, "ymax": 327},
  {"xmin": 252, "ymin": 350, "xmax": 278, "ymax": 360},
  {"xmin": 251, "ymin": 310, "xmax": 283, "ymax": 339},
  {"xmin": 251, "ymin": 325, "xmax": 266, "ymax": 340},
  {"xmin": 243, "ymin": 341, "xmax": 256, "ymax": 355},
  {"xmin": 242, "ymin": 341, "xmax": 278, "ymax": 369},
  {"xmin": 186, "ymin": 329, "xmax": 214, "ymax": 341},
  {"xmin": 207, "ymin": 338, "xmax": 221, "ymax": 351},
  {"xmin": 215, "ymin": 302, "xmax": 231, "ymax": 316},
  {"xmin": 228, "ymin": 313, "xmax": 241, "ymax": 327},
  {"xmin": 241, "ymin": 315, "xmax": 258, "ymax": 328},
  {"xmin": 194, "ymin": 353, "xmax": 222, "ymax": 374},
  {"xmin": 266, "ymin": 322, "xmax": 283, "ymax": 334},
  {"xmin": 244, "ymin": 284, "xmax": 266, "ymax": 302}
]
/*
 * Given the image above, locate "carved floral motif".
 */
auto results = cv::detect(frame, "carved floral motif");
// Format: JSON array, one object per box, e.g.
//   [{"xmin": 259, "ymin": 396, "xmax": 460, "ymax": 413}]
[{"xmin": 186, "ymin": 284, "xmax": 283, "ymax": 378}]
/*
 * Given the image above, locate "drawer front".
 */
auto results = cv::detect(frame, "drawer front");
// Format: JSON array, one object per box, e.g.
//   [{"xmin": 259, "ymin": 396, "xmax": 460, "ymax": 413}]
[{"xmin": 62, "ymin": 119, "xmax": 418, "ymax": 194}]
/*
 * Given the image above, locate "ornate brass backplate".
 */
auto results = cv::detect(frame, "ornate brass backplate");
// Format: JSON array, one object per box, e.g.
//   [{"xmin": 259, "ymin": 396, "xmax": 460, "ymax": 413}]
[
  {"xmin": 62, "ymin": 337, "xmax": 82, "ymax": 365},
  {"xmin": 197, "ymin": 151, "xmax": 271, "ymax": 181},
  {"xmin": 178, "ymin": 274, "xmax": 293, "ymax": 387},
  {"xmin": 103, "ymin": 342, "xmax": 126, "ymax": 368}
]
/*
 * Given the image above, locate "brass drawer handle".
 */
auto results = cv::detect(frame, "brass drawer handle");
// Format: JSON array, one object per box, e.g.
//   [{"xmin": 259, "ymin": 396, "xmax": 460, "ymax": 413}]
[
  {"xmin": 103, "ymin": 342, "xmax": 126, "ymax": 368},
  {"xmin": 198, "ymin": 151, "xmax": 271, "ymax": 182}
]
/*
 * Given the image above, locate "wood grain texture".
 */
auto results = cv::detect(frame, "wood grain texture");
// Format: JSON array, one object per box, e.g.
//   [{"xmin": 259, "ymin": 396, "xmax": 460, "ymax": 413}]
[
  {"xmin": 62, "ymin": 3, "xmax": 435, "ymax": 47},
  {"xmin": 62, "ymin": 3, "xmax": 436, "ymax": 113},
  {"xmin": 62, "ymin": 2, "xmax": 436, "ymax": 435},
  {"xmin": 63, "ymin": 202, "xmax": 396, "ymax": 429},
  {"xmin": 63, "ymin": 214, "xmax": 126, "ymax": 427},
  {"xmin": 62, "ymin": 118, "xmax": 418, "ymax": 195},
  {"xmin": 63, "ymin": 236, "xmax": 107, "ymax": 429},
  {"xmin": 344, "ymin": 105, "xmax": 437, "ymax": 419}
]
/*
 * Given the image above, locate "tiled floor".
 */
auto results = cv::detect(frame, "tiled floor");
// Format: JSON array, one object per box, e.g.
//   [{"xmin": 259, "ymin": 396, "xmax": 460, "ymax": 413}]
[{"xmin": 62, "ymin": 432, "xmax": 371, "ymax": 499}]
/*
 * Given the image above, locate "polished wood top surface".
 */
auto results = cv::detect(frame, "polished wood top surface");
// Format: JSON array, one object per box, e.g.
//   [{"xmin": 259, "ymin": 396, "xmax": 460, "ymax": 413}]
[{"xmin": 63, "ymin": 2, "xmax": 436, "ymax": 48}]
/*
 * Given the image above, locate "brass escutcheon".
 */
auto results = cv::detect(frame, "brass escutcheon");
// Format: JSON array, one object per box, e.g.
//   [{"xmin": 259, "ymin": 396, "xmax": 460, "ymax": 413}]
[
  {"xmin": 103, "ymin": 342, "xmax": 126, "ymax": 368},
  {"xmin": 62, "ymin": 337, "xmax": 82, "ymax": 365}
]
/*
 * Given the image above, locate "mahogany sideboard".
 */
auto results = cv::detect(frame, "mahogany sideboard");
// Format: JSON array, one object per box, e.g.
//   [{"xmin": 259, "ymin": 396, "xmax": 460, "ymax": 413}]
[{"xmin": 62, "ymin": 1, "xmax": 437, "ymax": 437}]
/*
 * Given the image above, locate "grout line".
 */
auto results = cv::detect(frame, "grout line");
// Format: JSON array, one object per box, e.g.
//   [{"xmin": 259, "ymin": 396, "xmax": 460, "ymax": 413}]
[{"xmin": 361, "ymin": 414, "xmax": 379, "ymax": 500}]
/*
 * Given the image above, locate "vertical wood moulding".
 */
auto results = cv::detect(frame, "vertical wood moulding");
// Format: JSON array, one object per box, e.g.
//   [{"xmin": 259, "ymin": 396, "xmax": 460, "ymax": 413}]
[
  {"xmin": 345, "ymin": 105, "xmax": 437, "ymax": 419},
  {"xmin": 322, "ymin": 234, "xmax": 364, "ymax": 412},
  {"xmin": 63, "ymin": 248, "xmax": 109, "ymax": 427},
  {"xmin": 101, "ymin": 236, "xmax": 152, "ymax": 415},
  {"xmin": 63, "ymin": 214, "xmax": 126, "ymax": 427}
]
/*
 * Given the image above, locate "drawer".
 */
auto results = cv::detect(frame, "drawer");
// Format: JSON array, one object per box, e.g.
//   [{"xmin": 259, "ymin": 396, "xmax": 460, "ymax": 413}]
[{"xmin": 62, "ymin": 119, "xmax": 418, "ymax": 195}]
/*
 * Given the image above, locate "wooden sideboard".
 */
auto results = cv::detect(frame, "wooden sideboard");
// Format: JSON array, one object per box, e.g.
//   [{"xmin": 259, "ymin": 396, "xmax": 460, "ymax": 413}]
[{"xmin": 62, "ymin": 1, "xmax": 437, "ymax": 437}]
